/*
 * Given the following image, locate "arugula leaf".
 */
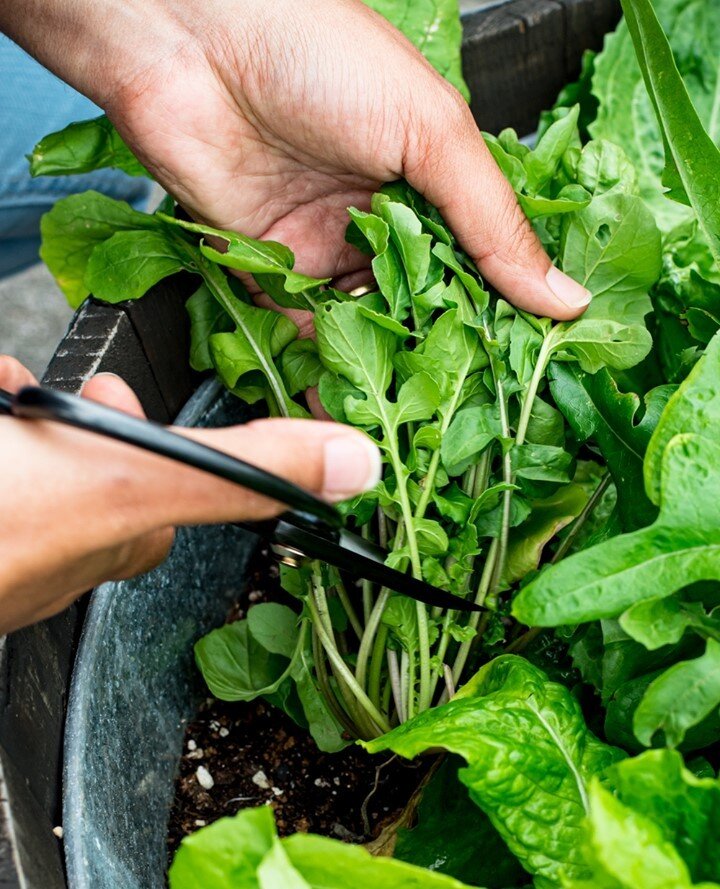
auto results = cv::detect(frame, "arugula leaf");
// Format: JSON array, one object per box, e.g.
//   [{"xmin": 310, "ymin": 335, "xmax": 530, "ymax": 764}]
[
  {"xmin": 279, "ymin": 339, "xmax": 323, "ymax": 397},
  {"xmin": 169, "ymin": 806, "xmax": 477, "ymax": 889},
  {"xmin": 157, "ymin": 215, "xmax": 329, "ymax": 311},
  {"xmin": 365, "ymin": 657, "xmax": 624, "ymax": 888},
  {"xmin": 186, "ymin": 284, "xmax": 234, "ymax": 372},
  {"xmin": 84, "ymin": 229, "xmax": 187, "ymax": 302},
  {"xmin": 502, "ymin": 484, "xmax": 588, "ymax": 585},
  {"xmin": 619, "ymin": 0, "xmax": 720, "ymax": 263},
  {"xmin": 39, "ymin": 191, "xmax": 162, "ymax": 307},
  {"xmin": 559, "ymin": 191, "xmax": 661, "ymax": 310},
  {"xmin": 194, "ymin": 608, "xmax": 300, "ymax": 702},
  {"xmin": 549, "ymin": 363, "xmax": 673, "ymax": 531},
  {"xmin": 514, "ymin": 435, "xmax": 720, "ymax": 627},
  {"xmin": 618, "ymin": 596, "xmax": 695, "ymax": 651},
  {"xmin": 29, "ymin": 114, "xmax": 148, "ymax": 178},
  {"xmin": 363, "ymin": 0, "xmax": 470, "ymax": 101}
]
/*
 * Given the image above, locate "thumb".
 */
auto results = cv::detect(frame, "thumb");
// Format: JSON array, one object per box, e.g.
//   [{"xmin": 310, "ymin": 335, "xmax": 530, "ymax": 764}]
[
  {"xmin": 144, "ymin": 418, "xmax": 382, "ymax": 527},
  {"xmin": 405, "ymin": 99, "xmax": 591, "ymax": 321}
]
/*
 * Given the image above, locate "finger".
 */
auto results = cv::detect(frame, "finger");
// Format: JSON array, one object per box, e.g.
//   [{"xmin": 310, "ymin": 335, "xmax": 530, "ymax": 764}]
[
  {"xmin": 142, "ymin": 418, "xmax": 381, "ymax": 527},
  {"xmin": 82, "ymin": 372, "xmax": 147, "ymax": 418},
  {"xmin": 306, "ymin": 387, "xmax": 332, "ymax": 420},
  {"xmin": 0, "ymin": 355, "xmax": 38, "ymax": 392},
  {"xmin": 404, "ymin": 97, "xmax": 591, "ymax": 321}
]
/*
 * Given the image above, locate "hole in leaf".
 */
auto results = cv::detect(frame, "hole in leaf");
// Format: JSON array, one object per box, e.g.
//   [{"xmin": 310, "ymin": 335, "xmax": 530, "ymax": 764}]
[{"xmin": 595, "ymin": 223, "xmax": 612, "ymax": 246}]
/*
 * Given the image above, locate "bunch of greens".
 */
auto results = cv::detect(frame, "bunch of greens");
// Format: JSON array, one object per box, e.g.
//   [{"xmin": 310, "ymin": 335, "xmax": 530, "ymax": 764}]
[{"xmin": 30, "ymin": 0, "xmax": 720, "ymax": 885}]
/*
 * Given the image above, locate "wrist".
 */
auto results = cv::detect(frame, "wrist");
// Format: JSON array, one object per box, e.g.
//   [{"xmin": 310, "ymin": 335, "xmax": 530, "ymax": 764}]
[{"xmin": 0, "ymin": 0, "xmax": 190, "ymax": 109}]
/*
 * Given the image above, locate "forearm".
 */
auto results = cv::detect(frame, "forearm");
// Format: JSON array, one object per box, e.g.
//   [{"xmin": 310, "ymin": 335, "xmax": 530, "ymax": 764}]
[{"xmin": 0, "ymin": 0, "xmax": 188, "ymax": 107}]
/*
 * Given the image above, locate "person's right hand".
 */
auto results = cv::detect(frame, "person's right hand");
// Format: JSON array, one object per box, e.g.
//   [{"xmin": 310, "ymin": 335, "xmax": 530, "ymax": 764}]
[{"xmin": 0, "ymin": 356, "xmax": 380, "ymax": 635}]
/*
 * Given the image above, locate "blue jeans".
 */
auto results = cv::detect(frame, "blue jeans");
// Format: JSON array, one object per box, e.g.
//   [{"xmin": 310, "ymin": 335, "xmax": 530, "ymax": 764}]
[{"xmin": 0, "ymin": 36, "xmax": 151, "ymax": 279}]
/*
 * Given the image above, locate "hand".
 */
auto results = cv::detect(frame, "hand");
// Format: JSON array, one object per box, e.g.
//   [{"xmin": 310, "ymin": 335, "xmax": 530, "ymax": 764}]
[
  {"xmin": 2, "ymin": 0, "xmax": 591, "ymax": 326},
  {"xmin": 0, "ymin": 356, "xmax": 380, "ymax": 634}
]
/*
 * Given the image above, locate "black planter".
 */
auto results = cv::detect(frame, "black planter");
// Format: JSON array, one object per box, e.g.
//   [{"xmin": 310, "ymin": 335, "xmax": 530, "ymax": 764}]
[{"xmin": 0, "ymin": 2, "xmax": 620, "ymax": 885}]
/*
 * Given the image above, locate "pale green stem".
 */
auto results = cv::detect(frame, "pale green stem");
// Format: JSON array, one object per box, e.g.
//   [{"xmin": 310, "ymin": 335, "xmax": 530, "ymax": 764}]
[
  {"xmin": 355, "ymin": 588, "xmax": 391, "ymax": 690},
  {"xmin": 308, "ymin": 588, "xmax": 391, "ymax": 734},
  {"xmin": 332, "ymin": 570, "xmax": 363, "ymax": 641},
  {"xmin": 197, "ymin": 255, "xmax": 293, "ymax": 418},
  {"xmin": 452, "ymin": 541, "xmax": 498, "ymax": 685}
]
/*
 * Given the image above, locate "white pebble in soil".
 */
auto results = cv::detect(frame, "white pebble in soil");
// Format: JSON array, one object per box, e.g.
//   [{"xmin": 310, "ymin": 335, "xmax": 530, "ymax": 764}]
[
  {"xmin": 52, "ymin": 826, "xmax": 64, "ymax": 839},
  {"xmin": 187, "ymin": 739, "xmax": 197, "ymax": 751},
  {"xmin": 218, "ymin": 727, "xmax": 229, "ymax": 738},
  {"xmin": 252, "ymin": 769, "xmax": 271, "ymax": 790},
  {"xmin": 196, "ymin": 766, "xmax": 215, "ymax": 790}
]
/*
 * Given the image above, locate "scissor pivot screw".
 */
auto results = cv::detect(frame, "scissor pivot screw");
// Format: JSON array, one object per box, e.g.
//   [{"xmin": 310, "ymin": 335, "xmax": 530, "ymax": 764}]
[{"xmin": 270, "ymin": 543, "xmax": 306, "ymax": 568}]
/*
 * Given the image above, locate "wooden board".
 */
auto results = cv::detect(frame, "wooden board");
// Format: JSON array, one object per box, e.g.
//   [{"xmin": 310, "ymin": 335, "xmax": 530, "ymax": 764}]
[{"xmin": 0, "ymin": 1, "xmax": 621, "ymax": 884}]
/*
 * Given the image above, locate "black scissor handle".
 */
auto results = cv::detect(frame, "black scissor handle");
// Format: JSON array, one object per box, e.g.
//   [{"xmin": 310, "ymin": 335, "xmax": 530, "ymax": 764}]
[{"xmin": 8, "ymin": 385, "xmax": 343, "ymax": 531}]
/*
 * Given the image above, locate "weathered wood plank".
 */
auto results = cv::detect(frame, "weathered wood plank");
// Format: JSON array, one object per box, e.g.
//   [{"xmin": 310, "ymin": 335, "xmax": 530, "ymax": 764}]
[{"xmin": 462, "ymin": 0, "xmax": 620, "ymax": 135}]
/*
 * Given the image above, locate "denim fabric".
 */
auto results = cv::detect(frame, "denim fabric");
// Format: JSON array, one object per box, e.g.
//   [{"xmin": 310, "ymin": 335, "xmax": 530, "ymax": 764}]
[{"xmin": 0, "ymin": 35, "xmax": 151, "ymax": 279}]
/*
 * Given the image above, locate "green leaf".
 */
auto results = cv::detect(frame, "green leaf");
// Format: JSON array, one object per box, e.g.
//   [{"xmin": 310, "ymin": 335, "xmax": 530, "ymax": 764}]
[
  {"xmin": 247, "ymin": 603, "xmax": 300, "ymax": 658},
  {"xmin": 158, "ymin": 214, "xmax": 329, "ymax": 310},
  {"xmin": 29, "ymin": 114, "xmax": 148, "ymax": 178},
  {"xmin": 502, "ymin": 484, "xmax": 588, "ymax": 585},
  {"xmin": 560, "ymin": 190, "xmax": 661, "ymax": 311},
  {"xmin": 84, "ymin": 229, "xmax": 186, "ymax": 302},
  {"xmin": 395, "ymin": 373, "xmax": 442, "ymax": 425},
  {"xmin": 374, "ymin": 197, "xmax": 434, "ymax": 295},
  {"xmin": 548, "ymin": 317, "xmax": 653, "ymax": 374},
  {"xmin": 365, "ymin": 656, "xmax": 624, "ymax": 888},
  {"xmin": 619, "ymin": 597, "xmax": 694, "ymax": 651},
  {"xmin": 565, "ymin": 750, "xmax": 720, "ymax": 888},
  {"xmin": 645, "ymin": 331, "xmax": 720, "ymax": 505},
  {"xmin": 186, "ymin": 284, "xmax": 234, "ymax": 372},
  {"xmin": 362, "ymin": 0, "xmax": 470, "ymax": 101},
  {"xmin": 513, "ymin": 434, "xmax": 720, "ymax": 627},
  {"xmin": 395, "ymin": 757, "xmax": 527, "ymax": 888},
  {"xmin": 171, "ymin": 806, "xmax": 478, "ymax": 889},
  {"xmin": 194, "ymin": 612, "xmax": 299, "ymax": 702},
  {"xmin": 169, "ymin": 805, "xmax": 276, "ymax": 888},
  {"xmin": 619, "ymin": 0, "xmax": 720, "ymax": 263},
  {"xmin": 524, "ymin": 104, "xmax": 581, "ymax": 193},
  {"xmin": 549, "ymin": 363, "xmax": 674, "ymax": 530},
  {"xmin": 441, "ymin": 404, "xmax": 501, "ymax": 476},
  {"xmin": 279, "ymin": 339, "xmax": 323, "ymax": 397},
  {"xmin": 564, "ymin": 778, "xmax": 699, "ymax": 889},
  {"xmin": 210, "ymin": 301, "xmax": 299, "ymax": 408},
  {"xmin": 634, "ymin": 639, "xmax": 720, "ymax": 748},
  {"xmin": 601, "ymin": 748, "xmax": 720, "ymax": 884},
  {"xmin": 39, "ymin": 191, "xmax": 161, "ymax": 307}
]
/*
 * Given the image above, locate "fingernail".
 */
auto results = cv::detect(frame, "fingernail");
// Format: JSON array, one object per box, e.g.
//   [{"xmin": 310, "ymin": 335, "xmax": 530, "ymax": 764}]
[
  {"xmin": 322, "ymin": 433, "xmax": 382, "ymax": 499},
  {"xmin": 546, "ymin": 266, "xmax": 592, "ymax": 309}
]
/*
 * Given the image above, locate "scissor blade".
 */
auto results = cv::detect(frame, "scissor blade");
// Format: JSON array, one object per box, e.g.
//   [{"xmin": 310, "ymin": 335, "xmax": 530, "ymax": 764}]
[{"xmin": 272, "ymin": 519, "xmax": 484, "ymax": 613}]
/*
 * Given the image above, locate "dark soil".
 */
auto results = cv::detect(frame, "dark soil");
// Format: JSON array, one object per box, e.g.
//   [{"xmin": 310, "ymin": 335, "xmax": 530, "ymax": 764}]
[{"xmin": 167, "ymin": 545, "xmax": 427, "ymax": 858}]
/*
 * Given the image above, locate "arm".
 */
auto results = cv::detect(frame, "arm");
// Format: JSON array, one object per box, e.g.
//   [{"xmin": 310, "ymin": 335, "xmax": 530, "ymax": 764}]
[
  {"xmin": 1, "ymin": 0, "xmax": 591, "ymax": 318},
  {"xmin": 0, "ymin": 357, "xmax": 379, "ymax": 635}
]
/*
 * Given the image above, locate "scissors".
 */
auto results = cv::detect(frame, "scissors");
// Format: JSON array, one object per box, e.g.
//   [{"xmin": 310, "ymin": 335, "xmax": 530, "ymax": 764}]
[{"xmin": 0, "ymin": 385, "xmax": 483, "ymax": 613}]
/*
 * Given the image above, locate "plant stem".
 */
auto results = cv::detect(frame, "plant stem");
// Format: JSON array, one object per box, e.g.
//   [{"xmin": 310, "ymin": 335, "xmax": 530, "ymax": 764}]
[
  {"xmin": 311, "ymin": 625, "xmax": 358, "ymax": 736},
  {"xmin": 355, "ymin": 588, "xmax": 390, "ymax": 690},
  {"xmin": 451, "ymin": 542, "xmax": 497, "ymax": 685},
  {"xmin": 387, "ymin": 650, "xmax": 405, "ymax": 722},
  {"xmin": 515, "ymin": 337, "xmax": 554, "ymax": 446},
  {"xmin": 308, "ymin": 583, "xmax": 391, "ymax": 734},
  {"xmin": 368, "ymin": 623, "xmax": 389, "ymax": 709},
  {"xmin": 551, "ymin": 472, "xmax": 612, "ymax": 564},
  {"xmin": 332, "ymin": 570, "xmax": 363, "ymax": 641},
  {"xmin": 505, "ymin": 625, "xmax": 543, "ymax": 653},
  {"xmin": 197, "ymin": 255, "xmax": 293, "ymax": 417}
]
